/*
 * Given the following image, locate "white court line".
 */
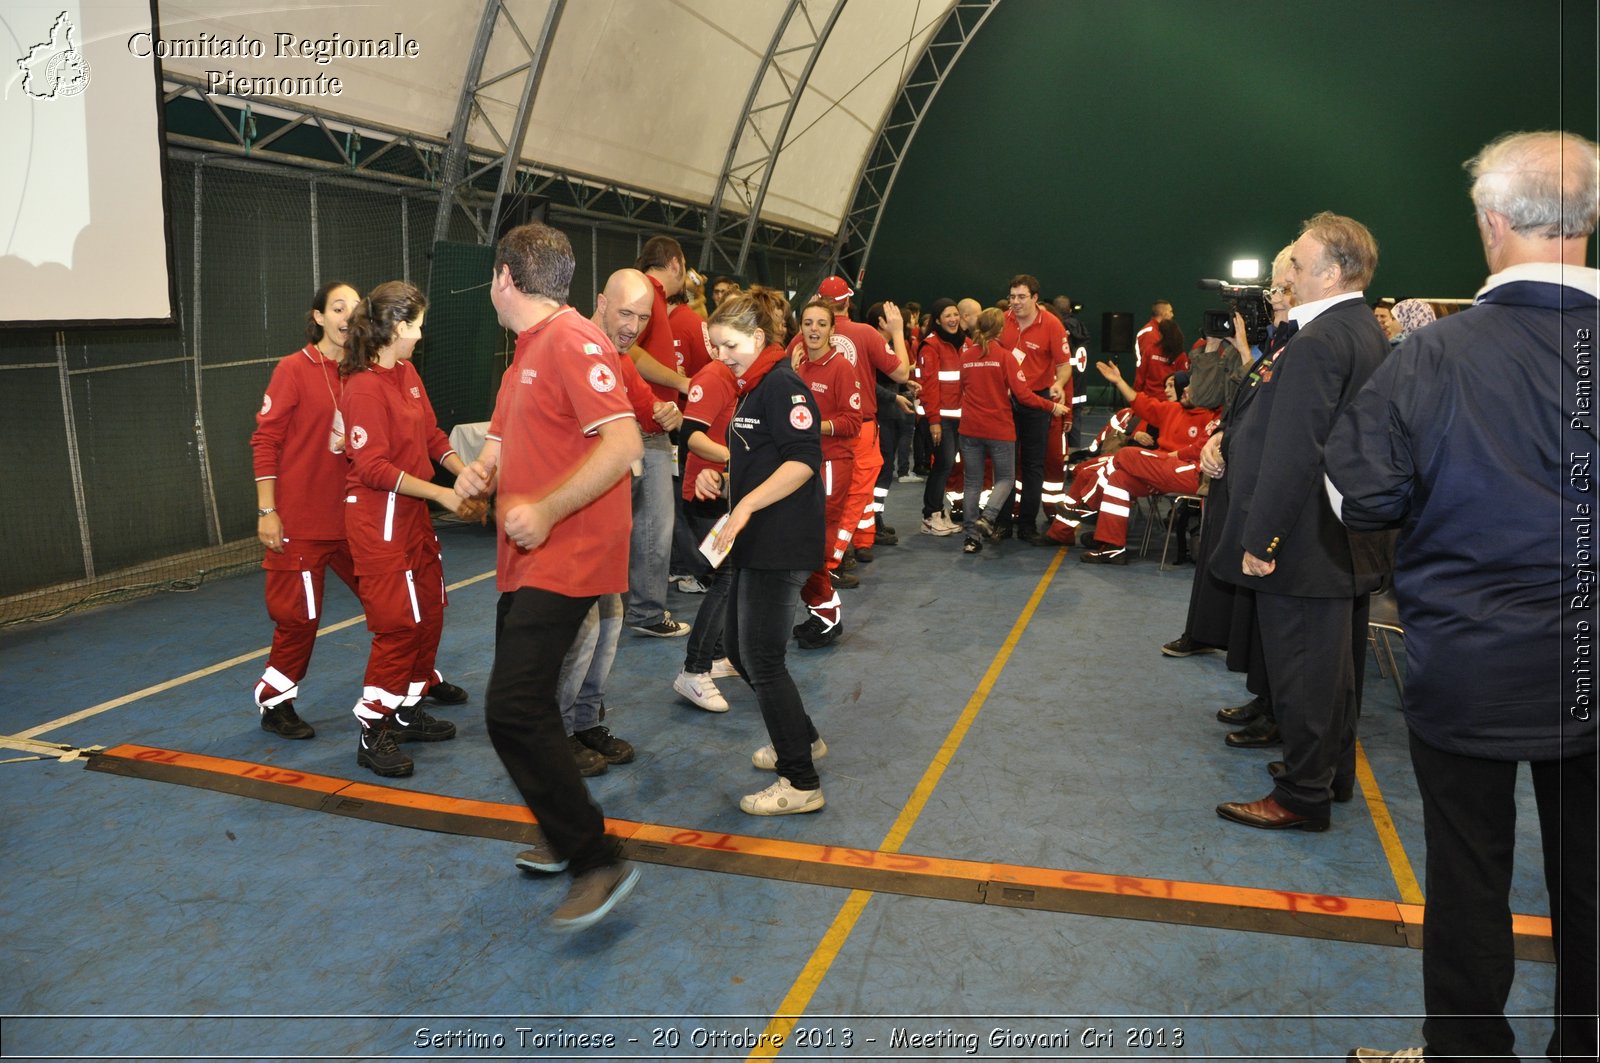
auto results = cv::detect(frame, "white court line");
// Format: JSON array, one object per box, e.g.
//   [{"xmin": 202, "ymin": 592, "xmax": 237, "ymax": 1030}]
[{"xmin": 17, "ymin": 570, "xmax": 497, "ymax": 741}]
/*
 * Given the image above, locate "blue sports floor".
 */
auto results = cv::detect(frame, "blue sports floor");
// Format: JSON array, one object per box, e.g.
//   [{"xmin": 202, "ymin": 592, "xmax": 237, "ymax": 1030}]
[{"xmin": 0, "ymin": 481, "xmax": 1562, "ymax": 1062}]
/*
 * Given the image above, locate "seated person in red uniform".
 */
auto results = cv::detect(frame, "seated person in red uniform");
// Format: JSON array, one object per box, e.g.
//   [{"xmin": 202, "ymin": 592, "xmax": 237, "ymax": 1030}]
[{"xmin": 1068, "ymin": 363, "xmax": 1220, "ymax": 564}]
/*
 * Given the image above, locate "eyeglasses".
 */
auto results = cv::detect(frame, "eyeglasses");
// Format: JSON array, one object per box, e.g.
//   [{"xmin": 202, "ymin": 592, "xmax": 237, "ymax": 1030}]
[{"xmin": 1266, "ymin": 285, "xmax": 1291, "ymax": 296}]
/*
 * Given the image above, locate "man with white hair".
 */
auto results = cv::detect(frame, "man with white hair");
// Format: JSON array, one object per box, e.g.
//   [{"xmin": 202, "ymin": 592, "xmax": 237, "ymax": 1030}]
[{"xmin": 1331, "ymin": 130, "xmax": 1599, "ymax": 1063}]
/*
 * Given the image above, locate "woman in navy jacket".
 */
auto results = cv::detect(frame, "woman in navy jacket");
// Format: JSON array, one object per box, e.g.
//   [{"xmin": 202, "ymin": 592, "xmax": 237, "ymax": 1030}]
[{"xmin": 694, "ymin": 288, "xmax": 828, "ymax": 815}]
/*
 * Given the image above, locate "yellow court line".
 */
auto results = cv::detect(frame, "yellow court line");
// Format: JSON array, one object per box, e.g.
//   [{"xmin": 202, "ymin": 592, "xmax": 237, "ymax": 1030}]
[
  {"xmin": 747, "ymin": 548, "xmax": 1069, "ymax": 1060},
  {"xmin": 17, "ymin": 570, "xmax": 497, "ymax": 741},
  {"xmin": 1355, "ymin": 738, "xmax": 1424, "ymax": 904}
]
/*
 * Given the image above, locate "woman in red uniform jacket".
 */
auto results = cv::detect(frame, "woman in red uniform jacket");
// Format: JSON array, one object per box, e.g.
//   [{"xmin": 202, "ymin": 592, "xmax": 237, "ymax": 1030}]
[
  {"xmin": 792, "ymin": 299, "xmax": 862, "ymax": 649},
  {"xmin": 339, "ymin": 281, "xmax": 475, "ymax": 778},
  {"xmin": 958, "ymin": 308, "xmax": 1069, "ymax": 554},
  {"xmin": 251, "ymin": 281, "xmax": 361, "ymax": 740}
]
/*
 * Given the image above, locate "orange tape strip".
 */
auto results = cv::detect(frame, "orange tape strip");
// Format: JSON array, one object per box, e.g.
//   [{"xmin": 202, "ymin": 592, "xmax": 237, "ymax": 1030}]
[{"xmin": 96, "ymin": 744, "xmax": 1552, "ymax": 941}]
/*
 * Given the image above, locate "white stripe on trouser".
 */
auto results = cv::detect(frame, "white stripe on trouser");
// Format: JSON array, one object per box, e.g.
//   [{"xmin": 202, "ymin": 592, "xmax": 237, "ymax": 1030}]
[
  {"xmin": 833, "ymin": 527, "xmax": 852, "ymax": 560},
  {"xmin": 301, "ymin": 570, "xmax": 317, "ymax": 621},
  {"xmin": 404, "ymin": 570, "xmax": 421, "ymax": 623},
  {"xmin": 383, "ymin": 491, "xmax": 396, "ymax": 542},
  {"xmin": 808, "ymin": 591, "xmax": 842, "ymax": 629},
  {"xmin": 824, "ymin": 459, "xmax": 833, "ymax": 497},
  {"xmin": 871, "ymin": 485, "xmax": 887, "ymax": 515},
  {"xmin": 1101, "ymin": 482, "xmax": 1133, "ymax": 517},
  {"xmin": 401, "ymin": 679, "xmax": 425, "ymax": 708},
  {"xmin": 255, "ymin": 665, "xmax": 299, "ymax": 708},
  {"xmin": 354, "ymin": 685, "xmax": 403, "ymax": 722},
  {"xmin": 1175, "ymin": 464, "xmax": 1196, "ymax": 474}
]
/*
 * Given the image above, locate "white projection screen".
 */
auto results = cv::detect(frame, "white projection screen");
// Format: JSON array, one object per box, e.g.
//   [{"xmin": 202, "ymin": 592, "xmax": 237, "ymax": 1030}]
[{"xmin": 1, "ymin": 0, "xmax": 175, "ymax": 326}]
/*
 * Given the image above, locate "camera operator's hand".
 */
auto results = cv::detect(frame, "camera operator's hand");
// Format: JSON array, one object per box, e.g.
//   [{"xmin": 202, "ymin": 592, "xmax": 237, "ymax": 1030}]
[{"xmin": 1229, "ymin": 312, "xmax": 1251, "ymax": 358}]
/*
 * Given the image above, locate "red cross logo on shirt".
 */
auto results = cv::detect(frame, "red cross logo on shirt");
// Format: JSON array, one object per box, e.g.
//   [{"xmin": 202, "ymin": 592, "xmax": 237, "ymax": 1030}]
[{"xmin": 588, "ymin": 364, "xmax": 617, "ymax": 393}]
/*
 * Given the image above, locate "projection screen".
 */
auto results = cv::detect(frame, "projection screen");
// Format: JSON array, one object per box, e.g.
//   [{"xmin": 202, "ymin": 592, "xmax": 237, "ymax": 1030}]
[{"xmin": 1, "ymin": 0, "xmax": 175, "ymax": 326}]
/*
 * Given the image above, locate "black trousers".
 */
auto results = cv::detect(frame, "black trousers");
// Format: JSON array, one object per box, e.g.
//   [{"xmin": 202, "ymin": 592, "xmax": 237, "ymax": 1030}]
[
  {"xmin": 485, "ymin": 587, "xmax": 617, "ymax": 876},
  {"xmin": 725, "ymin": 567, "xmax": 819, "ymax": 789},
  {"xmin": 1257, "ymin": 590, "xmax": 1367, "ymax": 818},
  {"xmin": 1004, "ymin": 394, "xmax": 1053, "ymax": 530},
  {"xmin": 922, "ymin": 420, "xmax": 958, "ymax": 517},
  {"xmin": 1410, "ymin": 734, "xmax": 1598, "ymax": 1063}
]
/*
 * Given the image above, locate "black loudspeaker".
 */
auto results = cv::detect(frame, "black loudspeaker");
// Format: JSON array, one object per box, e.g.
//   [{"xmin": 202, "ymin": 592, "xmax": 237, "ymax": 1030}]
[{"xmin": 1101, "ymin": 311, "xmax": 1134, "ymax": 354}]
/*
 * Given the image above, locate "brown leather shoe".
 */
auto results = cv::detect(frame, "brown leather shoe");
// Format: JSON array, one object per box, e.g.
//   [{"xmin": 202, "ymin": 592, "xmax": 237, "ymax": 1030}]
[
  {"xmin": 1216, "ymin": 794, "xmax": 1328, "ymax": 832},
  {"xmin": 1268, "ymin": 761, "xmax": 1355, "ymax": 803}
]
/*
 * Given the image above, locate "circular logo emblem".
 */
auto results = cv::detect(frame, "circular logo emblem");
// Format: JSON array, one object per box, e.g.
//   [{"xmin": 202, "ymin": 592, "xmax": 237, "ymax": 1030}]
[
  {"xmin": 259, "ymin": 394, "xmax": 272, "ymax": 416},
  {"xmin": 588, "ymin": 364, "xmax": 617, "ymax": 393},
  {"xmin": 350, "ymin": 425, "xmax": 368, "ymax": 450},
  {"xmin": 848, "ymin": 392, "xmax": 861, "ymax": 410},
  {"xmin": 47, "ymin": 50, "xmax": 91, "ymax": 97},
  {"xmin": 1188, "ymin": 426, "xmax": 1199, "ymax": 438},
  {"xmin": 790, "ymin": 405, "xmax": 814, "ymax": 430},
  {"xmin": 688, "ymin": 384, "xmax": 704, "ymax": 404}
]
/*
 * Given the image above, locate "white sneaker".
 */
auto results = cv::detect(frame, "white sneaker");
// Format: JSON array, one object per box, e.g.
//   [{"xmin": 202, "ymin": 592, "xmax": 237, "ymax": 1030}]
[
  {"xmin": 739, "ymin": 776, "xmax": 825, "ymax": 815},
  {"xmin": 708, "ymin": 657, "xmax": 740, "ymax": 679},
  {"xmin": 921, "ymin": 515, "xmax": 957, "ymax": 537},
  {"xmin": 1346, "ymin": 1050, "xmax": 1424, "ymax": 1062},
  {"xmin": 672, "ymin": 575, "xmax": 708, "ymax": 594},
  {"xmin": 933, "ymin": 511, "xmax": 963, "ymax": 534},
  {"xmin": 752, "ymin": 737, "xmax": 827, "ymax": 770},
  {"xmin": 673, "ymin": 670, "xmax": 728, "ymax": 712},
  {"xmin": 898, "ymin": 473, "xmax": 926, "ymax": 483}
]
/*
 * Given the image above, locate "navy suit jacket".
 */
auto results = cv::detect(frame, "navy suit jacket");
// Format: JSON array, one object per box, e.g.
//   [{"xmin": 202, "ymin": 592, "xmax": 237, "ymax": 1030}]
[{"xmin": 1211, "ymin": 296, "xmax": 1390, "ymax": 597}]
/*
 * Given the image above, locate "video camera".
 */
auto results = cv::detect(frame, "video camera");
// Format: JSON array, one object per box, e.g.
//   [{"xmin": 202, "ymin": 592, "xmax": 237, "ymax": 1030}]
[{"xmin": 1197, "ymin": 279, "xmax": 1272, "ymax": 347}]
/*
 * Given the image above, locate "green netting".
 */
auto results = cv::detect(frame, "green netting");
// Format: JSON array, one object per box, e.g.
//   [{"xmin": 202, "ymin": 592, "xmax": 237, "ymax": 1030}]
[
  {"xmin": 0, "ymin": 154, "xmax": 724, "ymax": 626},
  {"xmin": 0, "ymin": 153, "xmax": 491, "ymax": 626}
]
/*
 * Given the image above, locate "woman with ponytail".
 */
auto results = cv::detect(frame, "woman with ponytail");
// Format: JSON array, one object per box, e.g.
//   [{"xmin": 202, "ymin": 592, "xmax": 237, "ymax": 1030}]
[
  {"xmin": 339, "ymin": 281, "xmax": 476, "ymax": 777},
  {"xmin": 695, "ymin": 287, "xmax": 829, "ymax": 815}
]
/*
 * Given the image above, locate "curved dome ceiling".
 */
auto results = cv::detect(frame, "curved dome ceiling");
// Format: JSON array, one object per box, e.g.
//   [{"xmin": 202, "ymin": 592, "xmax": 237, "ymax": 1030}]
[{"xmin": 154, "ymin": 0, "xmax": 959, "ymax": 236}]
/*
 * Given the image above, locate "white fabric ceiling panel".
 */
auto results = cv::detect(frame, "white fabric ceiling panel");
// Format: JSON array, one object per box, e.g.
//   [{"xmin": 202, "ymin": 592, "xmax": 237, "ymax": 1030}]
[
  {"xmin": 754, "ymin": 0, "xmax": 951, "ymax": 233},
  {"xmin": 510, "ymin": 0, "xmax": 787, "ymax": 212},
  {"xmin": 153, "ymin": 0, "xmax": 958, "ymax": 238},
  {"xmin": 154, "ymin": 1, "xmax": 479, "ymax": 138}
]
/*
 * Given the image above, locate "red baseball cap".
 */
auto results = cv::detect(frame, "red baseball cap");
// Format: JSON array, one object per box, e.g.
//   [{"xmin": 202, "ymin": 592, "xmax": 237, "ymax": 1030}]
[{"xmin": 818, "ymin": 276, "xmax": 853, "ymax": 300}]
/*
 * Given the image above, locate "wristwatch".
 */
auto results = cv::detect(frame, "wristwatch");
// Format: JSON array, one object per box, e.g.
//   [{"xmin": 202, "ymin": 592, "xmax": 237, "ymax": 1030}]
[{"xmin": 257, "ymin": 507, "xmax": 276, "ymax": 516}]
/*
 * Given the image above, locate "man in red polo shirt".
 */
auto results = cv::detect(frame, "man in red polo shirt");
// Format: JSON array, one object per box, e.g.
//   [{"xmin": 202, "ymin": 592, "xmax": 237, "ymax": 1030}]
[
  {"xmin": 456, "ymin": 222, "xmax": 642, "ymax": 932},
  {"xmin": 996, "ymin": 273, "xmax": 1071, "ymax": 544}
]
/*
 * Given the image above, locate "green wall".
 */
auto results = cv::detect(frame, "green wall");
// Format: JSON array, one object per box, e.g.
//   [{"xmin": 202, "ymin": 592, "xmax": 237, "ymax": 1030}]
[{"xmin": 867, "ymin": 0, "xmax": 1598, "ymax": 348}]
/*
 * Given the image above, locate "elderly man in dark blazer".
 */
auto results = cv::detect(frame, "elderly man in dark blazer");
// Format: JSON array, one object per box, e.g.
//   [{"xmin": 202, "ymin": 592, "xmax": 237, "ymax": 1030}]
[{"xmin": 1205, "ymin": 211, "xmax": 1390, "ymax": 832}]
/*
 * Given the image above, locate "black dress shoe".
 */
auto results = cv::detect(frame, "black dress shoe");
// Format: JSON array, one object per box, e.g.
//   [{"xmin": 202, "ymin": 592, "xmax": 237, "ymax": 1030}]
[
  {"xmin": 1225, "ymin": 716, "xmax": 1281, "ymax": 748},
  {"xmin": 1216, "ymin": 794, "xmax": 1328, "ymax": 832},
  {"xmin": 425, "ymin": 681, "xmax": 469, "ymax": 705},
  {"xmin": 1267, "ymin": 761, "xmax": 1356, "ymax": 803},
  {"xmin": 1017, "ymin": 528, "xmax": 1049, "ymax": 546},
  {"xmin": 1162, "ymin": 635, "xmax": 1216, "ymax": 658},
  {"xmin": 1216, "ymin": 697, "xmax": 1266, "ymax": 725}
]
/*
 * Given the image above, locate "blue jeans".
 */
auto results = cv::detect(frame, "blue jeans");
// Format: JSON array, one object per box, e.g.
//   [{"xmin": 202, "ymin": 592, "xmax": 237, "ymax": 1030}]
[
  {"xmin": 960, "ymin": 435, "xmax": 1015, "ymax": 536},
  {"xmin": 724, "ymin": 567, "xmax": 819, "ymax": 789},
  {"xmin": 681, "ymin": 499, "xmax": 731, "ymax": 674},
  {"xmin": 557, "ymin": 593, "xmax": 622, "ymax": 733},
  {"xmin": 625, "ymin": 434, "xmax": 675, "ymax": 626}
]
